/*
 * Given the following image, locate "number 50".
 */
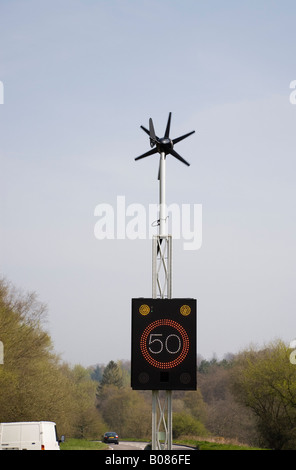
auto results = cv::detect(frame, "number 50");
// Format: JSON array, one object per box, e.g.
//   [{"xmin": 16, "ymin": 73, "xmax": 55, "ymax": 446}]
[{"xmin": 148, "ymin": 333, "xmax": 181, "ymax": 355}]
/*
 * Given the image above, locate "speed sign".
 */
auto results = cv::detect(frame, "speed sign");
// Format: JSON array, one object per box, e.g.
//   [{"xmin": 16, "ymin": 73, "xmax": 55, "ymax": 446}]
[{"xmin": 131, "ymin": 298, "xmax": 197, "ymax": 390}]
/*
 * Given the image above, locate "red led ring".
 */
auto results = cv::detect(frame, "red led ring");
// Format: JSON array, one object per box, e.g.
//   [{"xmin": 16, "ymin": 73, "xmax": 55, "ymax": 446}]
[{"xmin": 140, "ymin": 319, "xmax": 190, "ymax": 369}]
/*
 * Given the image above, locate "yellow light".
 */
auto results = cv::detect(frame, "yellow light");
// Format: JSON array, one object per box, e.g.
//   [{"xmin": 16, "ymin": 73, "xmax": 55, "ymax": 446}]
[
  {"xmin": 180, "ymin": 305, "xmax": 191, "ymax": 316},
  {"xmin": 139, "ymin": 304, "xmax": 150, "ymax": 316}
]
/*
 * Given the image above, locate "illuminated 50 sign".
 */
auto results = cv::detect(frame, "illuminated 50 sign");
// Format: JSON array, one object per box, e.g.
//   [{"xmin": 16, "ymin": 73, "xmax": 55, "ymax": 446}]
[
  {"xmin": 140, "ymin": 319, "xmax": 189, "ymax": 369},
  {"xmin": 131, "ymin": 298, "xmax": 197, "ymax": 390}
]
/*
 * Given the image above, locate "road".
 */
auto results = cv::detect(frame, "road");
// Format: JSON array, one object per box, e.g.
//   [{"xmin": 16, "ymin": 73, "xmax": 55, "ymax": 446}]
[
  {"xmin": 108, "ymin": 441, "xmax": 147, "ymax": 451},
  {"xmin": 108, "ymin": 441, "xmax": 195, "ymax": 451}
]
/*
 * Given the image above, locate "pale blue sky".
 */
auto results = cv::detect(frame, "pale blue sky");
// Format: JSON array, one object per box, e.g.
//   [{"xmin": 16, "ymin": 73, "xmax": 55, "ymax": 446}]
[{"xmin": 0, "ymin": 0, "xmax": 295, "ymax": 365}]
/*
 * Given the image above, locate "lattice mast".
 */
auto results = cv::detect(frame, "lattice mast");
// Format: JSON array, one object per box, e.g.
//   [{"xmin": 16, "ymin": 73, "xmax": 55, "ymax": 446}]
[{"xmin": 135, "ymin": 112, "xmax": 195, "ymax": 450}]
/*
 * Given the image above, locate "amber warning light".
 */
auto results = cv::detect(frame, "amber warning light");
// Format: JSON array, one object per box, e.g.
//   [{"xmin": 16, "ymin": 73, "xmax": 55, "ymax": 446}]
[{"xmin": 131, "ymin": 298, "xmax": 197, "ymax": 390}]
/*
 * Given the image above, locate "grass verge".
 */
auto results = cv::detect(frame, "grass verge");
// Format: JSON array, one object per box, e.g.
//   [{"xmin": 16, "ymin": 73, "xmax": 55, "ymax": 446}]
[
  {"xmin": 60, "ymin": 437, "xmax": 266, "ymax": 451},
  {"xmin": 176, "ymin": 438, "xmax": 266, "ymax": 450},
  {"xmin": 60, "ymin": 438, "xmax": 108, "ymax": 450}
]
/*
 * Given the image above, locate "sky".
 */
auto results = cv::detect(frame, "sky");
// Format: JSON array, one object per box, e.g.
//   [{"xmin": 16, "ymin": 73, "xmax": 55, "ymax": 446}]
[{"xmin": 0, "ymin": 0, "xmax": 295, "ymax": 367}]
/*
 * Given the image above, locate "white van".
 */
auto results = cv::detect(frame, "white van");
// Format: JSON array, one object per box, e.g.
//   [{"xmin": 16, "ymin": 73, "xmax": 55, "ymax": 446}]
[{"xmin": 0, "ymin": 421, "xmax": 61, "ymax": 450}]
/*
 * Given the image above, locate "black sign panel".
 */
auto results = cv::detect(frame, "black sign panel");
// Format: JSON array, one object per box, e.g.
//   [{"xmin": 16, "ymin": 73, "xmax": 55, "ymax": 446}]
[{"xmin": 131, "ymin": 298, "xmax": 197, "ymax": 390}]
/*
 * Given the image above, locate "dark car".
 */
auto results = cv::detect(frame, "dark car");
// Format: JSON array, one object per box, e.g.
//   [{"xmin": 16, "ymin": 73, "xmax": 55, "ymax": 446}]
[{"xmin": 103, "ymin": 432, "xmax": 119, "ymax": 445}]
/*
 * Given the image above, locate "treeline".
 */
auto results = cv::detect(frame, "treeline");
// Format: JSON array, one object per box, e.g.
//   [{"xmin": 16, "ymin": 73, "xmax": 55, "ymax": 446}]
[
  {"xmin": 1, "ymin": 278, "xmax": 296, "ymax": 449},
  {"xmin": 0, "ymin": 278, "xmax": 105, "ymax": 438}
]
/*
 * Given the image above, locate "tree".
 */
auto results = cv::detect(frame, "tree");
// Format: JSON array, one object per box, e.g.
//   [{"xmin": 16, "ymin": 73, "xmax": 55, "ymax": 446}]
[
  {"xmin": 67, "ymin": 365, "xmax": 106, "ymax": 439},
  {"xmin": 231, "ymin": 340, "xmax": 296, "ymax": 449},
  {"xmin": 0, "ymin": 278, "xmax": 65, "ymax": 423},
  {"xmin": 172, "ymin": 413, "xmax": 208, "ymax": 439},
  {"xmin": 96, "ymin": 360, "xmax": 123, "ymax": 398},
  {"xmin": 0, "ymin": 278, "xmax": 103, "ymax": 438},
  {"xmin": 197, "ymin": 357, "xmax": 258, "ymax": 444},
  {"xmin": 90, "ymin": 364, "xmax": 104, "ymax": 383},
  {"xmin": 183, "ymin": 389, "xmax": 208, "ymax": 423},
  {"xmin": 97, "ymin": 386, "xmax": 150, "ymax": 438}
]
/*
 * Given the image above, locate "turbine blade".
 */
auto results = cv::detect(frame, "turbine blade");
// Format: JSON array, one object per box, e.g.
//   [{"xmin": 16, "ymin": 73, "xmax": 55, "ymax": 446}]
[
  {"xmin": 157, "ymin": 159, "xmax": 160, "ymax": 180},
  {"xmin": 165, "ymin": 112, "xmax": 172, "ymax": 138},
  {"xmin": 149, "ymin": 118, "xmax": 157, "ymax": 148},
  {"xmin": 149, "ymin": 118, "xmax": 156, "ymax": 140},
  {"xmin": 169, "ymin": 148, "xmax": 190, "ymax": 166},
  {"xmin": 135, "ymin": 147, "xmax": 158, "ymax": 161},
  {"xmin": 141, "ymin": 125, "xmax": 159, "ymax": 141},
  {"xmin": 140, "ymin": 125, "xmax": 150, "ymax": 136},
  {"xmin": 172, "ymin": 130, "xmax": 195, "ymax": 145}
]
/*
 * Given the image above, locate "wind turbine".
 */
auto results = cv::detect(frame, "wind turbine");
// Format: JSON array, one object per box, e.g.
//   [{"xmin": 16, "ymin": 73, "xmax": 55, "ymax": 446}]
[
  {"xmin": 135, "ymin": 112, "xmax": 195, "ymax": 236},
  {"xmin": 134, "ymin": 113, "xmax": 196, "ymax": 450}
]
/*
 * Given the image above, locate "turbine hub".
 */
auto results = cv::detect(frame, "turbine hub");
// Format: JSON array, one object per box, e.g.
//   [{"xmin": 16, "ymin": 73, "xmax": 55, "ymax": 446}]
[
  {"xmin": 158, "ymin": 137, "xmax": 173, "ymax": 153},
  {"xmin": 135, "ymin": 112, "xmax": 195, "ymax": 168},
  {"xmin": 159, "ymin": 138, "xmax": 171, "ymax": 145}
]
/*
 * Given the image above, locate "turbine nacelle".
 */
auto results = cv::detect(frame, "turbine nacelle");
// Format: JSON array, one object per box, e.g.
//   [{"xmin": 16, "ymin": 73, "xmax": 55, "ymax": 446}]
[
  {"xmin": 135, "ymin": 112, "xmax": 195, "ymax": 174},
  {"xmin": 157, "ymin": 137, "xmax": 174, "ymax": 153}
]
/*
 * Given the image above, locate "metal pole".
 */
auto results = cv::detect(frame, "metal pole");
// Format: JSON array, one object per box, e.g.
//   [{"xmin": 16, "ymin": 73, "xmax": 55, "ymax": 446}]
[
  {"xmin": 136, "ymin": 113, "xmax": 194, "ymax": 451},
  {"xmin": 151, "ymin": 152, "xmax": 173, "ymax": 451},
  {"xmin": 167, "ymin": 390, "xmax": 173, "ymax": 449},
  {"xmin": 159, "ymin": 152, "xmax": 166, "ymax": 237},
  {"xmin": 152, "ymin": 390, "xmax": 157, "ymax": 450}
]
